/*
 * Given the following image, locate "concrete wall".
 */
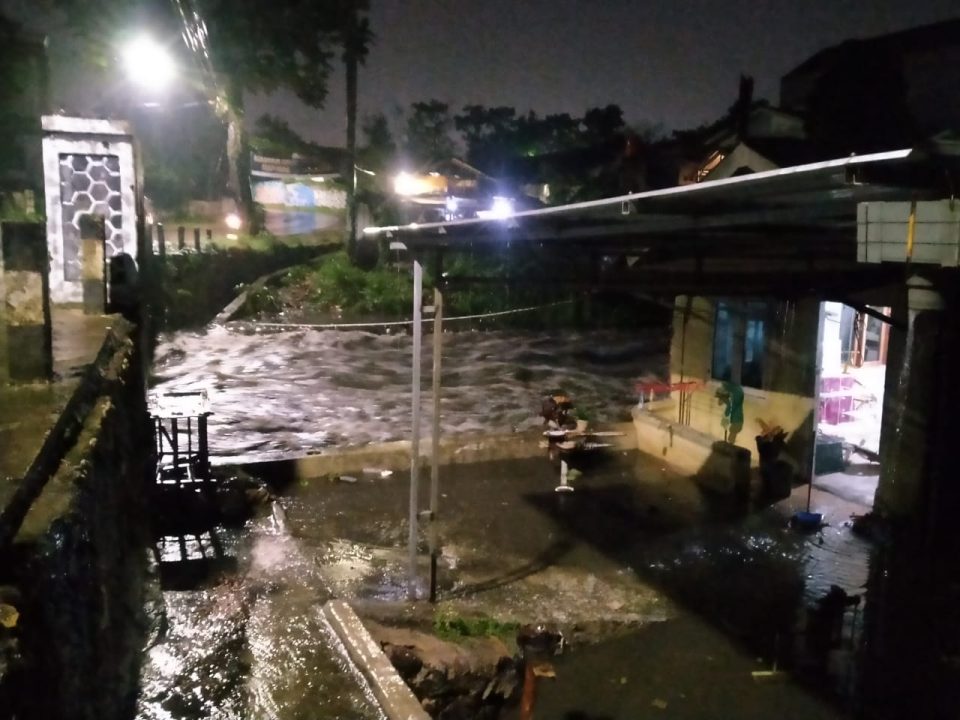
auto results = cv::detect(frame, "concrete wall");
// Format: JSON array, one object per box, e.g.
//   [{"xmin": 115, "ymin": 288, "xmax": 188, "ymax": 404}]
[
  {"xmin": 0, "ymin": 221, "xmax": 52, "ymax": 382},
  {"xmin": 1, "ymin": 319, "xmax": 152, "ymax": 720},
  {"xmin": 636, "ymin": 295, "xmax": 819, "ymax": 480}
]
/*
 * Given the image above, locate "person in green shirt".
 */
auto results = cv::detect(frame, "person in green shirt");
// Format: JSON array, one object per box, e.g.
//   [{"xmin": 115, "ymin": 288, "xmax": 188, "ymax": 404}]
[{"xmin": 716, "ymin": 380, "xmax": 744, "ymax": 444}]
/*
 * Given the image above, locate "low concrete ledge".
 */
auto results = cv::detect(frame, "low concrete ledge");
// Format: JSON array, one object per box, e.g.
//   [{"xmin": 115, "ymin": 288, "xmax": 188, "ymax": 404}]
[
  {"xmin": 245, "ymin": 422, "xmax": 637, "ymax": 479},
  {"xmin": 323, "ymin": 600, "xmax": 430, "ymax": 720}
]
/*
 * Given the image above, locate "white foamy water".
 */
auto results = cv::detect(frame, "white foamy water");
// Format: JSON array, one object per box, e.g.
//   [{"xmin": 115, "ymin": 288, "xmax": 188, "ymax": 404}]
[{"xmin": 150, "ymin": 323, "xmax": 666, "ymax": 465}]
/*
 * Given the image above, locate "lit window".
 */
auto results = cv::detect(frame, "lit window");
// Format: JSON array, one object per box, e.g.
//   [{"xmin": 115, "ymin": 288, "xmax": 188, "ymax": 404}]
[
  {"xmin": 712, "ymin": 301, "xmax": 767, "ymax": 389},
  {"xmin": 712, "ymin": 304, "xmax": 735, "ymax": 382}
]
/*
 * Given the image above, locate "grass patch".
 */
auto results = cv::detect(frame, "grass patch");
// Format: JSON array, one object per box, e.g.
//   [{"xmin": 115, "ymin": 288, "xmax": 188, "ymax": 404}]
[
  {"xmin": 272, "ymin": 250, "xmax": 413, "ymax": 318},
  {"xmin": 250, "ymin": 244, "xmax": 674, "ymax": 331},
  {"xmin": 432, "ymin": 611, "xmax": 519, "ymax": 642}
]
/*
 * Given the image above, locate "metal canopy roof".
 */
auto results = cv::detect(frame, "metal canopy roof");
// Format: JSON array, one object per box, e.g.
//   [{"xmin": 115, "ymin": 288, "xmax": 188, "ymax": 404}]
[{"xmin": 363, "ymin": 149, "xmax": 935, "ymax": 251}]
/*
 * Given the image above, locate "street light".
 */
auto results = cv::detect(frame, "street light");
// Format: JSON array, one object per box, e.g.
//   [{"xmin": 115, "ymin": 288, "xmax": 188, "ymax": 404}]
[
  {"xmin": 393, "ymin": 171, "xmax": 419, "ymax": 196},
  {"xmin": 121, "ymin": 34, "xmax": 176, "ymax": 91}
]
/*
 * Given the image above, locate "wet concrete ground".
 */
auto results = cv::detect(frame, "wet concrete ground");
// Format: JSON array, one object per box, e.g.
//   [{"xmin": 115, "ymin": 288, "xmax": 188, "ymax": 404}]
[
  {"xmin": 1, "ymin": 308, "xmax": 114, "ymax": 468},
  {"xmin": 813, "ymin": 456, "xmax": 879, "ymax": 507},
  {"xmin": 137, "ymin": 443, "xmax": 879, "ymax": 719},
  {"xmin": 1, "ymin": 309, "xmax": 115, "ymax": 512},
  {"xmin": 269, "ymin": 449, "xmax": 873, "ymax": 719},
  {"xmin": 137, "ymin": 508, "xmax": 386, "ymax": 720}
]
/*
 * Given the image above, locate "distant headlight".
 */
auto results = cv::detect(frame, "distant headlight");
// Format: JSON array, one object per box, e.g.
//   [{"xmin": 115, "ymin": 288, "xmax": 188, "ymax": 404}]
[{"xmin": 477, "ymin": 196, "xmax": 514, "ymax": 220}]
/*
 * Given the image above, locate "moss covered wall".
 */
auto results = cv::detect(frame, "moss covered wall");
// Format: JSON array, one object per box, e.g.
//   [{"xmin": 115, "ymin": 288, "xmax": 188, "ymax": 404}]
[{"xmin": 155, "ymin": 243, "xmax": 331, "ymax": 329}]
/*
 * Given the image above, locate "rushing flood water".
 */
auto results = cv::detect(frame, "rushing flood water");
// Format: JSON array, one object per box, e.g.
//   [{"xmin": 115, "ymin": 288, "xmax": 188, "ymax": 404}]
[
  {"xmin": 151, "ymin": 324, "xmax": 665, "ymax": 464},
  {"xmin": 138, "ymin": 509, "xmax": 386, "ymax": 720}
]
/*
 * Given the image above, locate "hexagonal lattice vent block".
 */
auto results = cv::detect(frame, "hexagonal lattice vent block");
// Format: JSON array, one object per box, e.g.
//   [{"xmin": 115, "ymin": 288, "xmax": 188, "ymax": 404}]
[{"xmin": 59, "ymin": 154, "xmax": 124, "ymax": 280}]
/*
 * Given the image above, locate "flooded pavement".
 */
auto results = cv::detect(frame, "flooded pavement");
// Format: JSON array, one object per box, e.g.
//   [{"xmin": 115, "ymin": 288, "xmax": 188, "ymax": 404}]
[
  {"xmin": 150, "ymin": 325, "xmax": 665, "ymax": 464},
  {"xmin": 272, "ymin": 450, "xmax": 875, "ymax": 719},
  {"xmin": 136, "ymin": 440, "xmax": 883, "ymax": 719},
  {"xmin": 137, "ymin": 509, "xmax": 386, "ymax": 720}
]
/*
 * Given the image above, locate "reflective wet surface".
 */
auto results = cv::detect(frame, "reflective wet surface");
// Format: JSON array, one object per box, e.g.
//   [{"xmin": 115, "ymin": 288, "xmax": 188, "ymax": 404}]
[
  {"xmin": 141, "ymin": 452, "xmax": 879, "ymax": 719},
  {"xmin": 282, "ymin": 451, "xmax": 874, "ymax": 719},
  {"xmin": 137, "ymin": 511, "xmax": 386, "ymax": 720}
]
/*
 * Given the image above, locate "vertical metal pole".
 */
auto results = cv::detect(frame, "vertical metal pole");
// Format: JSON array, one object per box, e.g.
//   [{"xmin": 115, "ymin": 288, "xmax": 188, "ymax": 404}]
[
  {"xmin": 429, "ymin": 279, "xmax": 443, "ymax": 602},
  {"xmin": 198, "ymin": 414, "xmax": 209, "ymax": 478},
  {"xmin": 344, "ymin": 2, "xmax": 359, "ymax": 258},
  {"xmin": 808, "ymin": 301, "xmax": 826, "ymax": 512},
  {"xmin": 408, "ymin": 259, "xmax": 423, "ymax": 598},
  {"xmin": 430, "ymin": 285, "xmax": 443, "ymax": 514}
]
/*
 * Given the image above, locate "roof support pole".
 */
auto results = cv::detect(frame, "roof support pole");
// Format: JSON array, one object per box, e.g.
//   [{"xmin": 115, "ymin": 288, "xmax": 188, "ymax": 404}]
[
  {"xmin": 408, "ymin": 258, "xmax": 423, "ymax": 599},
  {"xmin": 808, "ymin": 301, "xmax": 826, "ymax": 512},
  {"xmin": 875, "ymin": 275, "xmax": 944, "ymax": 522},
  {"xmin": 428, "ymin": 252, "xmax": 444, "ymax": 603}
]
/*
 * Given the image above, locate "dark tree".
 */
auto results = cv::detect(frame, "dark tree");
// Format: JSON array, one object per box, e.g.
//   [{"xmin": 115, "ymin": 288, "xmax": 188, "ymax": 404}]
[
  {"xmin": 404, "ymin": 100, "xmax": 456, "ymax": 165},
  {"xmin": 250, "ymin": 114, "xmax": 320, "ymax": 156},
  {"xmin": 581, "ymin": 104, "xmax": 626, "ymax": 144},
  {"xmin": 516, "ymin": 111, "xmax": 581, "ymax": 155},
  {"xmin": 454, "ymin": 104, "xmax": 517, "ymax": 169},
  {"xmin": 359, "ymin": 112, "xmax": 397, "ymax": 172},
  {"xmin": 341, "ymin": 1, "xmax": 371, "ymax": 257},
  {"xmin": 455, "ymin": 106, "xmax": 584, "ymax": 174}
]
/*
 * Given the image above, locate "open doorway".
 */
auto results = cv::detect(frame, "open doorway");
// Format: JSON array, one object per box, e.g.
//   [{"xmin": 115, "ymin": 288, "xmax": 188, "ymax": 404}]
[{"xmin": 813, "ymin": 302, "xmax": 887, "ymax": 508}]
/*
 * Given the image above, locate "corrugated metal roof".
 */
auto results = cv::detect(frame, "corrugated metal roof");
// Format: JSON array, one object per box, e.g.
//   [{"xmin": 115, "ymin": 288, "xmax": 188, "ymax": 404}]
[{"xmin": 364, "ymin": 149, "xmax": 921, "ymax": 249}]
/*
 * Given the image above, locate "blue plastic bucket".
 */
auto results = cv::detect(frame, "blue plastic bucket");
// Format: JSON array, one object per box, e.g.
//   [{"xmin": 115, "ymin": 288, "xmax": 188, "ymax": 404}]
[{"xmin": 791, "ymin": 511, "xmax": 823, "ymax": 530}]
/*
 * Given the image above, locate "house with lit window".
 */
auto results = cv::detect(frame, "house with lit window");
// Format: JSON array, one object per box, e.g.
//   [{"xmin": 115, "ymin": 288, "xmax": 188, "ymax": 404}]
[{"xmin": 634, "ymin": 296, "xmax": 822, "ymax": 494}]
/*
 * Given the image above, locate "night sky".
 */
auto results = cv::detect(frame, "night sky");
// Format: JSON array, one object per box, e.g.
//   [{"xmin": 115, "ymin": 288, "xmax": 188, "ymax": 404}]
[
  {"xmin": 250, "ymin": 0, "xmax": 960, "ymax": 144},
  {"xmin": 4, "ymin": 0, "xmax": 959, "ymax": 145}
]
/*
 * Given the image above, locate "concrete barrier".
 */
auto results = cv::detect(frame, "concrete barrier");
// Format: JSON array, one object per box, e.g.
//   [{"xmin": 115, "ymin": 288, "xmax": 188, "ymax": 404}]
[
  {"xmin": 323, "ymin": 600, "xmax": 430, "ymax": 720},
  {"xmin": 243, "ymin": 423, "xmax": 638, "ymax": 479}
]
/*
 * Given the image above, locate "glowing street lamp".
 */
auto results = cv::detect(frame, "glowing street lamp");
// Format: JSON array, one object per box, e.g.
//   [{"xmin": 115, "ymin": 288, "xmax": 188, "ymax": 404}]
[
  {"xmin": 121, "ymin": 34, "xmax": 176, "ymax": 91},
  {"xmin": 393, "ymin": 171, "xmax": 419, "ymax": 196},
  {"xmin": 224, "ymin": 212, "xmax": 243, "ymax": 231}
]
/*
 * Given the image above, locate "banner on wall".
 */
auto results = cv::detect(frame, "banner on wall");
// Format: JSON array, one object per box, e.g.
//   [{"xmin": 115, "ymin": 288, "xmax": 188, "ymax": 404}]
[{"xmin": 250, "ymin": 154, "xmax": 346, "ymax": 210}]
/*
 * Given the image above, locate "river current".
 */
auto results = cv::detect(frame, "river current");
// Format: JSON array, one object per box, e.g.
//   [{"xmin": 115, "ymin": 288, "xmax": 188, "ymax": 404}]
[{"xmin": 151, "ymin": 323, "xmax": 666, "ymax": 464}]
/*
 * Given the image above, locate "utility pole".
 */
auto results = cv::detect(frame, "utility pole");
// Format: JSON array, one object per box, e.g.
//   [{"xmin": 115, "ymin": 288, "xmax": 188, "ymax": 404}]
[
  {"xmin": 428, "ymin": 252, "xmax": 443, "ymax": 602},
  {"xmin": 408, "ymin": 258, "xmax": 423, "ymax": 598},
  {"xmin": 344, "ymin": 2, "xmax": 360, "ymax": 259}
]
